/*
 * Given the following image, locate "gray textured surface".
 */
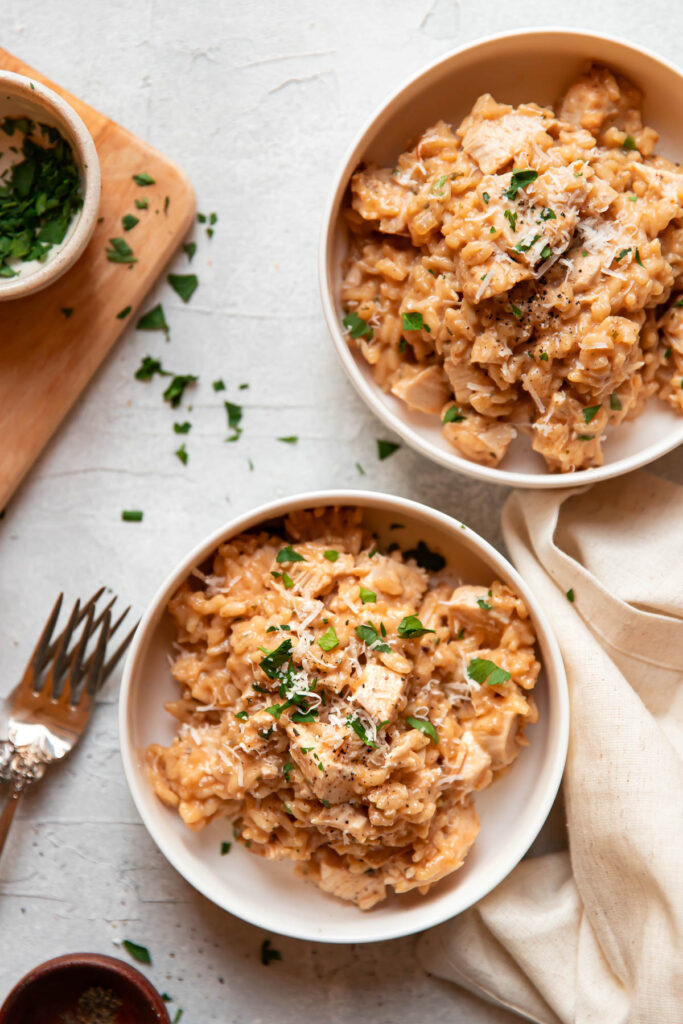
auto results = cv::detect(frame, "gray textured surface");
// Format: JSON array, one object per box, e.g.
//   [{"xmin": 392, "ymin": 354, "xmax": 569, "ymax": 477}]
[{"xmin": 1, "ymin": 1, "xmax": 682, "ymax": 1020}]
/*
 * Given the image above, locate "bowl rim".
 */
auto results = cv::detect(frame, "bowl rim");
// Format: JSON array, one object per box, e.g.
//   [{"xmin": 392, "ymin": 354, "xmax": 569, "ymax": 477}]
[
  {"xmin": 0, "ymin": 952, "xmax": 170, "ymax": 1022},
  {"xmin": 318, "ymin": 27, "xmax": 683, "ymax": 489},
  {"xmin": 0, "ymin": 70, "xmax": 101, "ymax": 301},
  {"xmin": 118, "ymin": 489, "xmax": 569, "ymax": 943}
]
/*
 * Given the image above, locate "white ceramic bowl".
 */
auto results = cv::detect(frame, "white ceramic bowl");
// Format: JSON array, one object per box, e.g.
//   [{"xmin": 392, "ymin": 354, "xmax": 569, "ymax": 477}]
[
  {"xmin": 0, "ymin": 71, "xmax": 100, "ymax": 300},
  {"xmin": 119, "ymin": 491, "xmax": 568, "ymax": 943},
  {"xmin": 319, "ymin": 29, "xmax": 683, "ymax": 489}
]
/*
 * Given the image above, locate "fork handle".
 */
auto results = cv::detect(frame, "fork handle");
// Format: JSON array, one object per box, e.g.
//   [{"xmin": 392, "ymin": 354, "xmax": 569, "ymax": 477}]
[{"xmin": 0, "ymin": 783, "xmax": 22, "ymax": 859}]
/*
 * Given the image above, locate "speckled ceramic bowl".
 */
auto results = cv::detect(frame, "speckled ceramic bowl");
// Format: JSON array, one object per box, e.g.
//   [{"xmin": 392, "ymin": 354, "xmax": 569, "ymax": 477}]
[
  {"xmin": 119, "ymin": 490, "xmax": 568, "ymax": 943},
  {"xmin": 320, "ymin": 29, "xmax": 683, "ymax": 488},
  {"xmin": 0, "ymin": 71, "xmax": 100, "ymax": 301}
]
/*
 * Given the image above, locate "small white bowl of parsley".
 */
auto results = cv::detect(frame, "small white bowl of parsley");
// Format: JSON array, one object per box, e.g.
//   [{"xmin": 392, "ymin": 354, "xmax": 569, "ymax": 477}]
[{"xmin": 0, "ymin": 71, "xmax": 100, "ymax": 300}]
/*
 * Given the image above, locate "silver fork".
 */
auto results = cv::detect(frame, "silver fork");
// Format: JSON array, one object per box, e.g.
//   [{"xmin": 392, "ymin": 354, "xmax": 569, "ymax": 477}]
[{"xmin": 0, "ymin": 589, "xmax": 137, "ymax": 858}]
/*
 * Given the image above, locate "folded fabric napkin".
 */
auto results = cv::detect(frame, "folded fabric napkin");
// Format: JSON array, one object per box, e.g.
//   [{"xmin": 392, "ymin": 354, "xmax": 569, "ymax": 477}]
[{"xmin": 418, "ymin": 470, "xmax": 683, "ymax": 1024}]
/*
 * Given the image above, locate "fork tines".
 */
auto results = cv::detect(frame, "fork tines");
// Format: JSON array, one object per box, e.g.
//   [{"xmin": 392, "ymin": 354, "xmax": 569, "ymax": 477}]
[{"xmin": 29, "ymin": 589, "xmax": 136, "ymax": 702}]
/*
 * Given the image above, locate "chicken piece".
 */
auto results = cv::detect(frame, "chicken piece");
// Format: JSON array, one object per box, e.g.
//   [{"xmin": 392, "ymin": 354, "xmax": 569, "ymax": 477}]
[
  {"xmin": 303, "ymin": 847, "xmax": 387, "ymax": 909},
  {"xmin": 349, "ymin": 662, "xmax": 407, "ymax": 724},
  {"xmin": 388, "ymin": 797, "xmax": 481, "ymax": 892},
  {"xmin": 558, "ymin": 64, "xmax": 657, "ymax": 155},
  {"xmin": 390, "ymin": 363, "xmax": 451, "ymax": 414},
  {"xmin": 287, "ymin": 720, "xmax": 387, "ymax": 804},
  {"xmin": 468, "ymin": 708, "xmax": 522, "ymax": 771},
  {"xmin": 457, "ymin": 94, "xmax": 555, "ymax": 174},
  {"xmin": 443, "ymin": 411, "xmax": 517, "ymax": 467},
  {"xmin": 531, "ymin": 390, "xmax": 606, "ymax": 472},
  {"xmin": 565, "ymin": 315, "xmax": 642, "ymax": 400}
]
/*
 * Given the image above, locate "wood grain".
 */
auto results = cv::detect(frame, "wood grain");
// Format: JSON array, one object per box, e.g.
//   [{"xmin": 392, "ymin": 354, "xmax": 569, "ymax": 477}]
[{"xmin": 0, "ymin": 48, "xmax": 196, "ymax": 509}]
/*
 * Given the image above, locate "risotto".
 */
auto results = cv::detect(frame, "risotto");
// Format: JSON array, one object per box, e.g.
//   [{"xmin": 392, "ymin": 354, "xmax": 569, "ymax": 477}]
[
  {"xmin": 147, "ymin": 507, "xmax": 539, "ymax": 909},
  {"xmin": 340, "ymin": 64, "xmax": 683, "ymax": 472}
]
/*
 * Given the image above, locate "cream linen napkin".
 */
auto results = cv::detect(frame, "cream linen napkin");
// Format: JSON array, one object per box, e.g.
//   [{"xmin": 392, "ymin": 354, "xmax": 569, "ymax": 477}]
[{"xmin": 418, "ymin": 470, "xmax": 683, "ymax": 1024}]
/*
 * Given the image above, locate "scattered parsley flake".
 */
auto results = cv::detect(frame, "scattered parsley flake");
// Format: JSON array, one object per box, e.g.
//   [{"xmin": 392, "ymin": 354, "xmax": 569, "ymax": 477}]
[
  {"xmin": 168, "ymin": 272, "xmax": 198, "ymax": 302},
  {"xmin": 135, "ymin": 197, "xmax": 149, "ymax": 209},
  {"xmin": 133, "ymin": 172, "xmax": 155, "ymax": 186},
  {"xmin": 343, "ymin": 310, "xmax": 373, "ymax": 340},
  {"xmin": 510, "ymin": 304, "xmax": 523, "ymax": 320},
  {"xmin": 635, "ymin": 248, "xmax": 643, "ymax": 267},
  {"xmin": 183, "ymin": 241, "xmax": 196, "ymax": 261},
  {"xmin": 135, "ymin": 355, "xmax": 169, "ymax": 381},
  {"xmin": 355, "ymin": 461, "xmax": 365, "ymax": 475},
  {"xmin": 276, "ymin": 545, "xmax": 306, "ymax": 564},
  {"xmin": 225, "ymin": 401, "xmax": 243, "ymax": 441},
  {"xmin": 540, "ymin": 207, "xmax": 556, "ymax": 220},
  {"xmin": 221, "ymin": 842, "xmax": 231, "ymax": 855},
  {"xmin": 137, "ymin": 303, "xmax": 169, "ymax": 338},
  {"xmin": 282, "ymin": 761, "xmax": 294, "ymax": 782},
  {"xmin": 609, "ymin": 392, "xmax": 622, "ymax": 411},
  {"xmin": 234, "ymin": 710, "xmax": 248, "ymax": 721},
  {"xmin": 504, "ymin": 168, "xmax": 538, "ymax": 199},
  {"xmin": 356, "ymin": 622, "xmax": 391, "ymax": 653},
  {"xmin": 566, "ymin": 588, "xmax": 575, "ymax": 603},
  {"xmin": 402, "ymin": 311, "xmax": 430, "ymax": 332},
  {"xmin": 122, "ymin": 940, "xmax": 151, "ymax": 965},
  {"xmin": 405, "ymin": 716, "xmax": 439, "ymax": 744},
  {"xmin": 121, "ymin": 510, "xmax": 143, "ymax": 522},
  {"xmin": 482, "ymin": 191, "xmax": 490, "ymax": 204},
  {"xmin": 213, "ymin": 378, "xmax": 226, "ymax": 391},
  {"xmin": 174, "ymin": 442, "xmax": 188, "ymax": 465},
  {"xmin": 541, "ymin": 244, "xmax": 552, "ymax": 260},
  {"xmin": 622, "ymin": 134, "xmax": 638, "ymax": 151},
  {"xmin": 583, "ymin": 405, "xmax": 600, "ymax": 424},
  {"xmin": 347, "ymin": 714, "xmax": 378, "ymax": 749},
  {"xmin": 163, "ymin": 373, "xmax": 198, "ymax": 408},
  {"xmin": 277, "ymin": 435, "xmax": 298, "ymax": 444},
  {"xmin": 116, "ymin": 305, "xmax": 132, "ymax": 319},
  {"xmin": 477, "ymin": 598, "xmax": 491, "ymax": 611},
  {"xmin": 377, "ymin": 439, "xmax": 400, "ymax": 460},
  {"xmin": 504, "ymin": 209, "xmax": 517, "ymax": 231},
  {"xmin": 467, "ymin": 658, "xmax": 511, "ymax": 686},
  {"xmin": 106, "ymin": 236, "xmax": 137, "ymax": 263},
  {"xmin": 122, "ymin": 213, "xmax": 139, "ymax": 231},
  {"xmin": 443, "ymin": 404, "xmax": 465, "ymax": 423},
  {"xmin": 323, "ymin": 549, "xmax": 339, "ymax": 562},
  {"xmin": 359, "ymin": 585, "xmax": 377, "ymax": 604},
  {"xmin": 398, "ymin": 615, "xmax": 435, "ymax": 638},
  {"xmin": 615, "ymin": 248, "xmax": 631, "ymax": 263},
  {"xmin": 318, "ymin": 626, "xmax": 339, "ymax": 652}
]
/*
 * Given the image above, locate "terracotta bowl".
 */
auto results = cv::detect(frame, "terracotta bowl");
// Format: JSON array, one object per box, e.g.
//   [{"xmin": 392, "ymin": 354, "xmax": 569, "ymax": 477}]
[{"xmin": 0, "ymin": 953, "xmax": 171, "ymax": 1023}]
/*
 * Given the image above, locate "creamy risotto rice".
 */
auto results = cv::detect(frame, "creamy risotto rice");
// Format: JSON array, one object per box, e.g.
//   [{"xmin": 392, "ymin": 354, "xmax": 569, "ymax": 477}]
[
  {"xmin": 341, "ymin": 65, "xmax": 683, "ymax": 472},
  {"xmin": 147, "ymin": 507, "xmax": 539, "ymax": 908}
]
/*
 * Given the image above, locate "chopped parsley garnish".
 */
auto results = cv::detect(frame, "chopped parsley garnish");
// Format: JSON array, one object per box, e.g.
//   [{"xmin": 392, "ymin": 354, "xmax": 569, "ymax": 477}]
[
  {"xmin": 163, "ymin": 374, "xmax": 198, "ymax": 408},
  {"xmin": 615, "ymin": 248, "xmax": 631, "ymax": 263},
  {"xmin": 476, "ymin": 598, "xmax": 491, "ymax": 610},
  {"xmin": 135, "ymin": 197, "xmax": 149, "ymax": 209},
  {"xmin": 347, "ymin": 714, "xmax": 378, "ymax": 748},
  {"xmin": 398, "ymin": 337, "xmax": 407, "ymax": 353},
  {"xmin": 282, "ymin": 761, "xmax": 294, "ymax": 782},
  {"xmin": 323, "ymin": 549, "xmax": 339, "ymax": 562},
  {"xmin": 356, "ymin": 622, "xmax": 391, "ymax": 653},
  {"xmin": 635, "ymin": 248, "xmax": 643, "ymax": 267},
  {"xmin": 675, "ymin": 298, "xmax": 683, "ymax": 307},
  {"xmin": 106, "ymin": 236, "xmax": 137, "ymax": 264},
  {"xmin": 622, "ymin": 134, "xmax": 638, "ymax": 151},
  {"xmin": 566, "ymin": 588, "xmax": 575, "ymax": 602},
  {"xmin": 122, "ymin": 940, "xmax": 151, "ymax": 965},
  {"xmin": 343, "ymin": 311, "xmax": 373, "ymax": 340},
  {"xmin": 432, "ymin": 173, "xmax": 449, "ymax": 194},
  {"xmin": 234, "ymin": 710, "xmax": 248, "ymax": 721},
  {"xmin": 582, "ymin": 405, "xmax": 600, "ymax": 424},
  {"xmin": 260, "ymin": 940, "xmax": 282, "ymax": 966},
  {"xmin": 403, "ymin": 540, "xmax": 445, "ymax": 572},
  {"xmin": 402, "ymin": 311, "xmax": 430, "ymax": 332},
  {"xmin": 356, "ymin": 461, "xmax": 365, "ymax": 475},
  {"xmin": 0, "ymin": 118, "xmax": 83, "ymax": 276},
  {"xmin": 121, "ymin": 509, "xmax": 143, "ymax": 522},
  {"xmin": 377, "ymin": 439, "xmax": 400, "ymax": 460},
  {"xmin": 122, "ymin": 213, "xmax": 139, "ymax": 231},
  {"xmin": 609, "ymin": 392, "xmax": 622, "ymax": 411},
  {"xmin": 539, "ymin": 351, "xmax": 548, "ymax": 361},
  {"xmin": 116, "ymin": 305, "xmax": 132, "ymax": 319},
  {"xmin": 291, "ymin": 710, "xmax": 318, "ymax": 723},
  {"xmin": 318, "ymin": 626, "xmax": 339, "ymax": 652},
  {"xmin": 259, "ymin": 638, "xmax": 294, "ymax": 679},
  {"xmin": 276, "ymin": 544, "xmax": 305, "ymax": 564},
  {"xmin": 183, "ymin": 241, "xmax": 196, "ymax": 261},
  {"xmin": 270, "ymin": 570, "xmax": 294, "ymax": 589},
  {"xmin": 510, "ymin": 304, "xmax": 523, "ymax": 320},
  {"xmin": 514, "ymin": 233, "xmax": 540, "ymax": 253},
  {"xmin": 482, "ymin": 191, "xmax": 490, "ymax": 204},
  {"xmin": 277, "ymin": 435, "xmax": 298, "ymax": 444},
  {"xmin": 405, "ymin": 716, "xmax": 439, "ymax": 744},
  {"xmin": 174, "ymin": 443, "xmax": 188, "ymax": 465},
  {"xmin": 168, "ymin": 272, "xmax": 198, "ymax": 303},
  {"xmin": 137, "ymin": 303, "xmax": 169, "ymax": 338},
  {"xmin": 503, "ymin": 209, "xmax": 517, "ymax": 231},
  {"xmin": 132, "ymin": 172, "xmax": 155, "ymax": 186},
  {"xmin": 540, "ymin": 207, "xmax": 556, "ymax": 220},
  {"xmin": 442, "ymin": 403, "xmax": 466, "ymax": 424},
  {"xmin": 504, "ymin": 168, "xmax": 538, "ymax": 200},
  {"xmin": 225, "ymin": 401, "xmax": 243, "ymax": 441},
  {"xmin": 174, "ymin": 421, "xmax": 191, "ymax": 433},
  {"xmin": 577, "ymin": 434, "xmax": 594, "ymax": 441},
  {"xmin": 397, "ymin": 615, "xmax": 435, "ymax": 638},
  {"xmin": 134, "ymin": 355, "xmax": 169, "ymax": 381},
  {"xmin": 213, "ymin": 378, "xmax": 226, "ymax": 391},
  {"xmin": 467, "ymin": 658, "xmax": 511, "ymax": 686},
  {"xmin": 359, "ymin": 585, "xmax": 377, "ymax": 604},
  {"xmin": 220, "ymin": 842, "xmax": 231, "ymax": 855},
  {"xmin": 540, "ymin": 244, "xmax": 552, "ymax": 260}
]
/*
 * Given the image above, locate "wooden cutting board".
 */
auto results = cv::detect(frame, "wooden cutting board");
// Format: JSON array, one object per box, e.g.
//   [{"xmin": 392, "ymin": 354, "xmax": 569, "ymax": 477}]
[{"xmin": 0, "ymin": 49, "xmax": 196, "ymax": 510}]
